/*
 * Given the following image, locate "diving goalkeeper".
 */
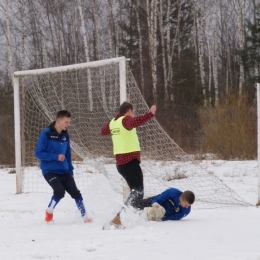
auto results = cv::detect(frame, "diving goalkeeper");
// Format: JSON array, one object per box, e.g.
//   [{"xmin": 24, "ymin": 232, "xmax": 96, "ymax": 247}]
[{"xmin": 136, "ymin": 188, "xmax": 195, "ymax": 222}]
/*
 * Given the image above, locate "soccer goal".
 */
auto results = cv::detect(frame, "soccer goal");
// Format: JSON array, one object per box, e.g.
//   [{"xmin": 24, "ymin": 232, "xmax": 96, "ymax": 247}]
[{"xmin": 13, "ymin": 56, "xmax": 251, "ymax": 209}]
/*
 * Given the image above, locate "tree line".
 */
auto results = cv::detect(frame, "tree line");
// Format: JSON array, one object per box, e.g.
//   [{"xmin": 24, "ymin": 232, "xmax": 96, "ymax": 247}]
[{"xmin": 0, "ymin": 0, "xmax": 258, "ymax": 162}]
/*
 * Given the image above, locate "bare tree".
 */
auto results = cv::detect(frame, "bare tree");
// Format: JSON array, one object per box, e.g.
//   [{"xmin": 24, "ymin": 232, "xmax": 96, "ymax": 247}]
[
  {"xmin": 69, "ymin": 2, "xmax": 78, "ymax": 64},
  {"xmin": 39, "ymin": 0, "xmax": 49, "ymax": 68},
  {"xmin": 78, "ymin": 0, "xmax": 90, "ymax": 62},
  {"xmin": 206, "ymin": 36, "xmax": 212, "ymax": 105},
  {"xmin": 106, "ymin": 0, "xmax": 113, "ymax": 58},
  {"xmin": 4, "ymin": 0, "xmax": 14, "ymax": 83},
  {"xmin": 213, "ymin": 0, "xmax": 219, "ymax": 104},
  {"xmin": 194, "ymin": 0, "xmax": 206, "ymax": 105},
  {"xmin": 17, "ymin": 0, "xmax": 25, "ymax": 72},
  {"xmin": 77, "ymin": 0, "xmax": 93, "ymax": 110},
  {"xmin": 136, "ymin": 0, "xmax": 145, "ymax": 93},
  {"xmin": 112, "ymin": 0, "xmax": 118, "ymax": 57},
  {"xmin": 167, "ymin": 0, "xmax": 183, "ymax": 102},
  {"xmin": 235, "ymin": 0, "xmax": 245, "ymax": 95},
  {"xmin": 158, "ymin": 0, "xmax": 167, "ymax": 100},
  {"xmin": 146, "ymin": 0, "xmax": 158, "ymax": 101},
  {"xmin": 91, "ymin": 0, "xmax": 100, "ymax": 60},
  {"xmin": 254, "ymin": 0, "xmax": 260, "ymax": 79}
]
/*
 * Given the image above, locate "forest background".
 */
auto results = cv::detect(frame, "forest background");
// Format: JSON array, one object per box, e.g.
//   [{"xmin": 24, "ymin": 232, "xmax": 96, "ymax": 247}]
[{"xmin": 0, "ymin": 0, "xmax": 259, "ymax": 165}]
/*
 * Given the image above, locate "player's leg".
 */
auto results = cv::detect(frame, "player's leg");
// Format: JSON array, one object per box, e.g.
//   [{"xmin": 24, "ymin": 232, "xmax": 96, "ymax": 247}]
[
  {"xmin": 61, "ymin": 172, "xmax": 91, "ymax": 222},
  {"xmin": 133, "ymin": 196, "xmax": 156, "ymax": 210},
  {"xmin": 117, "ymin": 159, "xmax": 144, "ymax": 208},
  {"xmin": 44, "ymin": 172, "xmax": 65, "ymax": 221},
  {"xmin": 108, "ymin": 160, "xmax": 144, "ymax": 228}
]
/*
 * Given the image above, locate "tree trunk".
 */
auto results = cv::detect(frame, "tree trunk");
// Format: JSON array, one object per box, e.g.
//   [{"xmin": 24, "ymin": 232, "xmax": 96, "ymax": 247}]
[
  {"xmin": 112, "ymin": 0, "xmax": 118, "ymax": 57},
  {"xmin": 91, "ymin": 0, "xmax": 100, "ymax": 60},
  {"xmin": 235, "ymin": 0, "xmax": 245, "ymax": 95},
  {"xmin": 159, "ymin": 0, "xmax": 168, "ymax": 100},
  {"xmin": 213, "ymin": 0, "xmax": 219, "ymax": 105},
  {"xmin": 195, "ymin": 0, "xmax": 206, "ymax": 105},
  {"xmin": 28, "ymin": 0, "xmax": 38, "ymax": 68},
  {"xmin": 166, "ymin": 0, "xmax": 171, "ymax": 78},
  {"xmin": 207, "ymin": 36, "xmax": 212, "ymax": 106},
  {"xmin": 136, "ymin": 0, "xmax": 144, "ymax": 94},
  {"xmin": 70, "ymin": 2, "xmax": 77, "ymax": 64},
  {"xmin": 77, "ymin": 0, "xmax": 93, "ymax": 110},
  {"xmin": 4, "ymin": 0, "xmax": 14, "ymax": 84},
  {"xmin": 46, "ymin": 2, "xmax": 56, "ymax": 66},
  {"xmin": 146, "ymin": 0, "xmax": 158, "ymax": 102},
  {"xmin": 167, "ymin": 0, "xmax": 182, "ymax": 102},
  {"xmin": 39, "ymin": 0, "xmax": 49, "ymax": 68},
  {"xmin": 254, "ymin": 0, "xmax": 260, "ymax": 80},
  {"xmin": 106, "ymin": 0, "xmax": 113, "ymax": 58}
]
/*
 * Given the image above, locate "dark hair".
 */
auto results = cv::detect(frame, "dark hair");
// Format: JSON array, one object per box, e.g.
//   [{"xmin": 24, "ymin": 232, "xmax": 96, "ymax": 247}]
[
  {"xmin": 181, "ymin": 191, "xmax": 195, "ymax": 204},
  {"xmin": 119, "ymin": 102, "xmax": 133, "ymax": 114},
  {"xmin": 56, "ymin": 110, "xmax": 71, "ymax": 119}
]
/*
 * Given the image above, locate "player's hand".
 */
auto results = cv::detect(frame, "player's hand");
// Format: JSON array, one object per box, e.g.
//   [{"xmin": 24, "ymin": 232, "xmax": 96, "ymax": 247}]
[
  {"xmin": 152, "ymin": 203, "xmax": 166, "ymax": 220},
  {"xmin": 150, "ymin": 105, "xmax": 156, "ymax": 115},
  {"xmin": 58, "ymin": 154, "xmax": 65, "ymax": 161}
]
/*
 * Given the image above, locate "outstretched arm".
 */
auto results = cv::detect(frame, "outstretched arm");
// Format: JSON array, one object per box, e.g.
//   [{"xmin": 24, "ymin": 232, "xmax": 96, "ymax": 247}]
[
  {"xmin": 122, "ymin": 105, "xmax": 156, "ymax": 130},
  {"xmin": 162, "ymin": 207, "xmax": 191, "ymax": 221}
]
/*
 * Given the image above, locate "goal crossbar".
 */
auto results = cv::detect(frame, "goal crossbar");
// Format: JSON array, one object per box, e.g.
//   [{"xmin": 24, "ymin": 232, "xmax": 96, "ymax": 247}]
[{"xmin": 14, "ymin": 57, "xmax": 126, "ymax": 77}]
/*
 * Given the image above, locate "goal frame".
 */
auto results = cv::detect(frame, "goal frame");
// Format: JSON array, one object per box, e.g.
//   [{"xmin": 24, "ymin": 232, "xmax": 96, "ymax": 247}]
[
  {"xmin": 257, "ymin": 83, "xmax": 260, "ymax": 206},
  {"xmin": 13, "ymin": 56, "xmax": 127, "ymax": 194}
]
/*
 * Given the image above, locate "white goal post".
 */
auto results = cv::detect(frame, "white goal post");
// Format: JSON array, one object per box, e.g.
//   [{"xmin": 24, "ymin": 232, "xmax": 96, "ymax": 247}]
[
  {"xmin": 13, "ymin": 56, "xmax": 252, "ymax": 209},
  {"xmin": 257, "ymin": 83, "xmax": 260, "ymax": 206},
  {"xmin": 14, "ymin": 57, "xmax": 127, "ymax": 194}
]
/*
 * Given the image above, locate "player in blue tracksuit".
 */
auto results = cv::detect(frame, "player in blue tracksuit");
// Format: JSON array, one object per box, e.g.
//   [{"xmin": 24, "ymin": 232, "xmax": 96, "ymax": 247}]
[
  {"xmin": 35, "ymin": 110, "xmax": 91, "ymax": 223},
  {"xmin": 152, "ymin": 188, "xmax": 194, "ymax": 221},
  {"xmin": 134, "ymin": 188, "xmax": 195, "ymax": 221}
]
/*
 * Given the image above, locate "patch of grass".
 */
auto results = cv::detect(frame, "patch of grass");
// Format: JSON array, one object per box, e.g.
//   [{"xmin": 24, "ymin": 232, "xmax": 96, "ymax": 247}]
[{"xmin": 199, "ymin": 93, "xmax": 256, "ymax": 160}]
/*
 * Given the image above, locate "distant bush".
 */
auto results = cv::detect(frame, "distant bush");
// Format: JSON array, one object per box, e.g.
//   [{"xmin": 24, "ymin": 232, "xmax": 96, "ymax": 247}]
[
  {"xmin": 0, "ymin": 115, "xmax": 14, "ymax": 166},
  {"xmin": 199, "ymin": 94, "xmax": 257, "ymax": 159}
]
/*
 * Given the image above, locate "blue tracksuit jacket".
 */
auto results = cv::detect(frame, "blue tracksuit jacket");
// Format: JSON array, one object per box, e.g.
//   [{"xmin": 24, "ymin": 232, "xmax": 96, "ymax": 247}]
[
  {"xmin": 35, "ymin": 122, "xmax": 74, "ymax": 175},
  {"xmin": 152, "ymin": 188, "xmax": 191, "ymax": 221}
]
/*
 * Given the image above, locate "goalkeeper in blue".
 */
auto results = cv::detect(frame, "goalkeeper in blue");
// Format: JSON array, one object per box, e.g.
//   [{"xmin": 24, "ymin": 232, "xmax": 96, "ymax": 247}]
[
  {"xmin": 136, "ymin": 188, "xmax": 195, "ymax": 221},
  {"xmin": 35, "ymin": 110, "xmax": 92, "ymax": 223}
]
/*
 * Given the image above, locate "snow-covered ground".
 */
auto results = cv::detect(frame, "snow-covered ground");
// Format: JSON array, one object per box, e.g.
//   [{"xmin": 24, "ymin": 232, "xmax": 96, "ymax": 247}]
[{"xmin": 0, "ymin": 160, "xmax": 260, "ymax": 260}]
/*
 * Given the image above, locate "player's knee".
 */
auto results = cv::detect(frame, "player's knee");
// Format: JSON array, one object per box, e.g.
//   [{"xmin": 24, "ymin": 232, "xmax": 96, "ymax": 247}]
[
  {"xmin": 54, "ymin": 188, "xmax": 65, "ymax": 200},
  {"xmin": 70, "ymin": 189, "xmax": 81, "ymax": 199}
]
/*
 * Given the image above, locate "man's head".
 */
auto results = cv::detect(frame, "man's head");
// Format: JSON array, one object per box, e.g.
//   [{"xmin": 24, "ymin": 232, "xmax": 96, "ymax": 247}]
[
  {"xmin": 119, "ymin": 102, "xmax": 134, "ymax": 117},
  {"xmin": 55, "ymin": 110, "xmax": 71, "ymax": 132},
  {"xmin": 179, "ymin": 190, "xmax": 195, "ymax": 208}
]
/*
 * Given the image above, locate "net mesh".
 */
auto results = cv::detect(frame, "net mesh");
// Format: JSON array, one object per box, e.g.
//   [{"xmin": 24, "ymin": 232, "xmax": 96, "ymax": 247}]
[{"xmin": 17, "ymin": 58, "xmax": 251, "ymax": 209}]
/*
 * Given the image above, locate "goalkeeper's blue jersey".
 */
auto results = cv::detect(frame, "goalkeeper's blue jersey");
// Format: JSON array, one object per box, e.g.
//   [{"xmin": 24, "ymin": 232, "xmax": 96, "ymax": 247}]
[
  {"xmin": 152, "ymin": 188, "xmax": 191, "ymax": 221},
  {"xmin": 35, "ymin": 122, "xmax": 74, "ymax": 175}
]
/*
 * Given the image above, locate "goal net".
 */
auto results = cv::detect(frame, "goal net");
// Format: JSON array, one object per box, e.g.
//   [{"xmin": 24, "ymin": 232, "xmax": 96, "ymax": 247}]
[{"xmin": 13, "ymin": 57, "xmax": 251, "ymax": 209}]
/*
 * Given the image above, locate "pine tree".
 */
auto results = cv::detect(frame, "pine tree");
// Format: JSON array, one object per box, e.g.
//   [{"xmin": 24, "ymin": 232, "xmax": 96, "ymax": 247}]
[{"xmin": 241, "ymin": 6, "xmax": 260, "ymax": 99}]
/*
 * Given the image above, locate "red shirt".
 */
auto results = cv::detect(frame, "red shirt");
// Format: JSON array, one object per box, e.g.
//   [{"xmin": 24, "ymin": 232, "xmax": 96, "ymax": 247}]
[{"xmin": 101, "ymin": 112, "xmax": 154, "ymax": 166}]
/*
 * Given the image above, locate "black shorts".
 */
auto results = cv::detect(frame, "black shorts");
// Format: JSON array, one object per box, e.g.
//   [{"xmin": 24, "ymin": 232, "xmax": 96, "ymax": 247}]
[{"xmin": 44, "ymin": 172, "xmax": 81, "ymax": 200}]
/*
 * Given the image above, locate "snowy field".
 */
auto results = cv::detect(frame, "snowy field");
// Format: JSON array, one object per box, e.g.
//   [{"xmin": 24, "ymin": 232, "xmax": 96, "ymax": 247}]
[{"xmin": 0, "ymin": 160, "xmax": 260, "ymax": 260}]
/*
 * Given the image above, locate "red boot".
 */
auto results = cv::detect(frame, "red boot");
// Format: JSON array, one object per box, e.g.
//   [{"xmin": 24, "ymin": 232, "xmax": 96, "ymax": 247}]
[
  {"xmin": 84, "ymin": 218, "xmax": 93, "ymax": 223},
  {"xmin": 45, "ymin": 210, "xmax": 53, "ymax": 222}
]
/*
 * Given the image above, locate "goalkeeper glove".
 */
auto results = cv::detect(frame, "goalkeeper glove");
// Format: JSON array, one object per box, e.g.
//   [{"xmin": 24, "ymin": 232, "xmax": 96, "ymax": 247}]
[{"xmin": 145, "ymin": 202, "xmax": 166, "ymax": 221}]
